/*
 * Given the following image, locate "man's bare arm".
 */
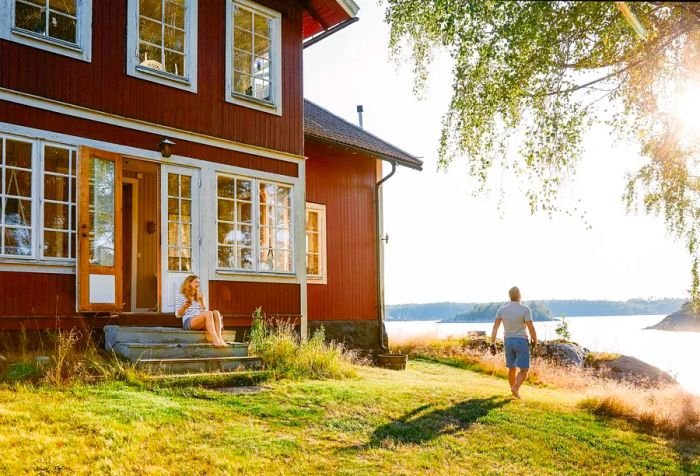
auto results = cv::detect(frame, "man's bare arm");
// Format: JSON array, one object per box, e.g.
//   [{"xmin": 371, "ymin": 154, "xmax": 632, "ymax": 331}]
[
  {"xmin": 525, "ymin": 321, "xmax": 537, "ymax": 347},
  {"xmin": 491, "ymin": 317, "xmax": 502, "ymax": 344}
]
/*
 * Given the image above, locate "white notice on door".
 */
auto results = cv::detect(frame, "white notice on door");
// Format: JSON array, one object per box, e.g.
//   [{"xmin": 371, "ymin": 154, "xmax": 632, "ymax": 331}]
[{"xmin": 89, "ymin": 274, "xmax": 116, "ymax": 304}]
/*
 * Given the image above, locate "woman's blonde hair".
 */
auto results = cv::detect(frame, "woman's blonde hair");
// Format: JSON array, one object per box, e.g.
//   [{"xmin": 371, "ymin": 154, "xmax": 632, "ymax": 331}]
[{"xmin": 180, "ymin": 275, "xmax": 200, "ymax": 299}]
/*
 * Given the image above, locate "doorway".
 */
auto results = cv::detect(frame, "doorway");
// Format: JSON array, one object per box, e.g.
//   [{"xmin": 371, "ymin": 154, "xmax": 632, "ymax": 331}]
[{"xmin": 121, "ymin": 158, "xmax": 160, "ymax": 312}]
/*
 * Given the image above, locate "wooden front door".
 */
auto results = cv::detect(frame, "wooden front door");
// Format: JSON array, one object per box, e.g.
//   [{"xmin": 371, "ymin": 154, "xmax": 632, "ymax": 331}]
[{"xmin": 77, "ymin": 147, "xmax": 123, "ymax": 312}]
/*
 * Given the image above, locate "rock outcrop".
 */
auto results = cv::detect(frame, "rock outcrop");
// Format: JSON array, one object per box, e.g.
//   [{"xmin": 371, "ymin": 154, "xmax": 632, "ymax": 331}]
[
  {"xmin": 593, "ymin": 355, "xmax": 677, "ymax": 385},
  {"xmin": 646, "ymin": 303, "xmax": 700, "ymax": 332},
  {"xmin": 535, "ymin": 341, "xmax": 589, "ymax": 366}
]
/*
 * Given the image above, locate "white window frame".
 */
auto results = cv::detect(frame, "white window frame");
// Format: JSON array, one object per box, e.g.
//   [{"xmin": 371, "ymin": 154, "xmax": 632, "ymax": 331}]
[
  {"xmin": 215, "ymin": 172, "xmax": 294, "ymax": 275},
  {"xmin": 225, "ymin": 0, "xmax": 283, "ymax": 116},
  {"xmin": 40, "ymin": 143, "xmax": 77, "ymax": 261},
  {"xmin": 0, "ymin": 0, "xmax": 93, "ymax": 62},
  {"xmin": 126, "ymin": 0, "xmax": 198, "ymax": 93},
  {"xmin": 305, "ymin": 202, "xmax": 327, "ymax": 285},
  {"xmin": 0, "ymin": 133, "xmax": 77, "ymax": 264}
]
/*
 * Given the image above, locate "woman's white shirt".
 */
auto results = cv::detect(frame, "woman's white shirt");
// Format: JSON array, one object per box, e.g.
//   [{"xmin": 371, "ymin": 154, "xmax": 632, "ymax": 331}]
[{"xmin": 174, "ymin": 293, "xmax": 204, "ymax": 320}]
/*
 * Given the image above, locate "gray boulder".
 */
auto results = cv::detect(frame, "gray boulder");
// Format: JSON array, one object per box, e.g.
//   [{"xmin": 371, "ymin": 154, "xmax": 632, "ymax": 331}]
[
  {"xmin": 536, "ymin": 341, "xmax": 589, "ymax": 366},
  {"xmin": 595, "ymin": 355, "xmax": 677, "ymax": 385}
]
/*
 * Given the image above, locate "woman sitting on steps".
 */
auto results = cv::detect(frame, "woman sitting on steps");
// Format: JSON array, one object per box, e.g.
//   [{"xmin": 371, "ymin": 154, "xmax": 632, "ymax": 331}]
[{"xmin": 175, "ymin": 275, "xmax": 228, "ymax": 347}]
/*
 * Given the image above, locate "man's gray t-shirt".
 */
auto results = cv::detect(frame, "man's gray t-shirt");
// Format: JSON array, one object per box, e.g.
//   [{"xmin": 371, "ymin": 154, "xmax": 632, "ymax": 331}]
[{"xmin": 496, "ymin": 302, "xmax": 532, "ymax": 339}]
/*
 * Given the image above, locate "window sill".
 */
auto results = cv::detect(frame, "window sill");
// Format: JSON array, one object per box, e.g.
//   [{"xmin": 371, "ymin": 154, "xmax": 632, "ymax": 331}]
[
  {"xmin": 226, "ymin": 92, "xmax": 282, "ymax": 116},
  {"xmin": 215, "ymin": 268, "xmax": 296, "ymax": 278},
  {"xmin": 307, "ymin": 276, "xmax": 327, "ymax": 285},
  {"xmin": 128, "ymin": 65, "xmax": 198, "ymax": 93},
  {"xmin": 4, "ymin": 26, "xmax": 91, "ymax": 62},
  {"xmin": 0, "ymin": 258, "xmax": 75, "ymax": 274}
]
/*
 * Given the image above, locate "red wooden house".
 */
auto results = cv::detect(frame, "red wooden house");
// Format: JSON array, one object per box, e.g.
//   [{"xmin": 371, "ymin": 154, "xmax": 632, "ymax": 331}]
[{"xmin": 0, "ymin": 0, "xmax": 421, "ymax": 352}]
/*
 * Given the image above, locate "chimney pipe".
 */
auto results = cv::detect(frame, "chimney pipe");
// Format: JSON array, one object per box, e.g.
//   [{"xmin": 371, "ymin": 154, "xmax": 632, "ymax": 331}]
[{"xmin": 356, "ymin": 105, "xmax": 364, "ymax": 129}]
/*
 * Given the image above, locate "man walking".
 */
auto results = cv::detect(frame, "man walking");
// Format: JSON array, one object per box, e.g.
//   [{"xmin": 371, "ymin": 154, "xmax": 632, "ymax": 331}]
[{"xmin": 490, "ymin": 286, "xmax": 537, "ymax": 399}]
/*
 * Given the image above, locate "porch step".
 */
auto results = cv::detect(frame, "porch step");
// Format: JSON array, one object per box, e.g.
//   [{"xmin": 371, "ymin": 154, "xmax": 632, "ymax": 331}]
[
  {"xmin": 136, "ymin": 356, "xmax": 262, "ymax": 374},
  {"xmin": 104, "ymin": 325, "xmax": 237, "ymax": 349},
  {"xmin": 112, "ymin": 342, "xmax": 249, "ymax": 360}
]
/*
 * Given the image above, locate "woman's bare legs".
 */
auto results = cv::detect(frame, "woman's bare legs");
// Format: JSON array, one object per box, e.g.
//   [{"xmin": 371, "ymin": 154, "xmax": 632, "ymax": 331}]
[
  {"xmin": 188, "ymin": 312, "xmax": 226, "ymax": 347},
  {"xmin": 212, "ymin": 310, "xmax": 227, "ymax": 344}
]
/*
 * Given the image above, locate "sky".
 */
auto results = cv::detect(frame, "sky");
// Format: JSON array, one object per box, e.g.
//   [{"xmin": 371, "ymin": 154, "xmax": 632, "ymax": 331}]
[{"xmin": 303, "ymin": 1, "xmax": 690, "ymax": 305}]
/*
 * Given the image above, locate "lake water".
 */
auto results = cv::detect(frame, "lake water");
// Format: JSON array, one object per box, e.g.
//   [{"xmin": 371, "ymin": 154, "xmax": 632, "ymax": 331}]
[{"xmin": 386, "ymin": 315, "xmax": 700, "ymax": 395}]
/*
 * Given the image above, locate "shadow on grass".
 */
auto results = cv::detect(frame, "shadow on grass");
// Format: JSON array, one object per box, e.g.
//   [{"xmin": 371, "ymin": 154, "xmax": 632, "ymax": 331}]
[{"xmin": 365, "ymin": 396, "xmax": 510, "ymax": 446}]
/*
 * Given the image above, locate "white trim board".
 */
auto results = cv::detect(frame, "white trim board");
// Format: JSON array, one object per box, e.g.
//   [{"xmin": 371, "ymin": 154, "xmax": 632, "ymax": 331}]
[{"xmin": 0, "ymin": 87, "xmax": 305, "ymax": 164}]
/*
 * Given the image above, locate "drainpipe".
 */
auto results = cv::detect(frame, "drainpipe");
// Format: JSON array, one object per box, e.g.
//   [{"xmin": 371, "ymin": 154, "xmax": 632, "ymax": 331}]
[{"xmin": 376, "ymin": 159, "xmax": 396, "ymax": 351}]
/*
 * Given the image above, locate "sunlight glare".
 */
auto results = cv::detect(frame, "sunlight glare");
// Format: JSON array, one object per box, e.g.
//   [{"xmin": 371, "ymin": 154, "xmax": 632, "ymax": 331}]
[{"xmin": 672, "ymin": 85, "xmax": 700, "ymax": 135}]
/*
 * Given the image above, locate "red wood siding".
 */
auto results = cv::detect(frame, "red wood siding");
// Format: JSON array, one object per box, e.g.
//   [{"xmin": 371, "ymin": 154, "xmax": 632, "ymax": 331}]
[
  {"xmin": 0, "ymin": 272, "xmax": 77, "ymax": 317},
  {"xmin": 0, "ymin": 0, "xmax": 304, "ymax": 156},
  {"xmin": 0, "ymin": 102, "xmax": 299, "ymax": 177},
  {"xmin": 305, "ymin": 138, "xmax": 378, "ymax": 321},
  {"xmin": 209, "ymin": 281, "xmax": 301, "ymax": 324}
]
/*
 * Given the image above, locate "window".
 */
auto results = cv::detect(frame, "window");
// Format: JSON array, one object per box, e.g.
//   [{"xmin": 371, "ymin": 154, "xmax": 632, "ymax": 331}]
[
  {"xmin": 126, "ymin": 0, "xmax": 198, "ymax": 92},
  {"xmin": 167, "ymin": 172, "xmax": 193, "ymax": 271},
  {"xmin": 0, "ymin": 0, "xmax": 93, "ymax": 61},
  {"xmin": 1, "ymin": 138, "xmax": 33, "ymax": 257},
  {"xmin": 0, "ymin": 135, "xmax": 77, "ymax": 261},
  {"xmin": 306, "ymin": 203, "xmax": 327, "ymax": 284},
  {"xmin": 225, "ymin": 0, "xmax": 282, "ymax": 115},
  {"xmin": 43, "ymin": 145, "xmax": 76, "ymax": 259},
  {"xmin": 216, "ymin": 174, "xmax": 292, "ymax": 274}
]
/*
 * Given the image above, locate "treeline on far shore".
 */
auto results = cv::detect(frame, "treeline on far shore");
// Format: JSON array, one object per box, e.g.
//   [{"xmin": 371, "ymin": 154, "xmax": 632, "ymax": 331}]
[{"xmin": 386, "ymin": 298, "xmax": 685, "ymax": 322}]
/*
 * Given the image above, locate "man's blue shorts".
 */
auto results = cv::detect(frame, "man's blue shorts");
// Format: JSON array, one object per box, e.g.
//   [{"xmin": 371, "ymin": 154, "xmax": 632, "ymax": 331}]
[{"xmin": 504, "ymin": 337, "xmax": 530, "ymax": 369}]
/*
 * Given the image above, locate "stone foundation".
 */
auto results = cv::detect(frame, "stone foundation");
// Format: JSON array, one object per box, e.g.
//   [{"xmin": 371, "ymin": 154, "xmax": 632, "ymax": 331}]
[{"xmin": 308, "ymin": 319, "xmax": 388, "ymax": 354}]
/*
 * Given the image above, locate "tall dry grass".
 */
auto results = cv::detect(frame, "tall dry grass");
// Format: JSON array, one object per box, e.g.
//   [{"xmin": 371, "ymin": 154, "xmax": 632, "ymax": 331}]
[
  {"xmin": 391, "ymin": 334, "xmax": 700, "ymax": 439},
  {"xmin": 0, "ymin": 327, "xmax": 141, "ymax": 386},
  {"xmin": 249, "ymin": 307, "xmax": 361, "ymax": 380}
]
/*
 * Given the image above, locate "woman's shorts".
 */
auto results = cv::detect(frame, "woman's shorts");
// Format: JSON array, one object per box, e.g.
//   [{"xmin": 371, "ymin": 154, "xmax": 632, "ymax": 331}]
[
  {"xmin": 504, "ymin": 337, "xmax": 530, "ymax": 369},
  {"xmin": 182, "ymin": 317, "xmax": 193, "ymax": 331}
]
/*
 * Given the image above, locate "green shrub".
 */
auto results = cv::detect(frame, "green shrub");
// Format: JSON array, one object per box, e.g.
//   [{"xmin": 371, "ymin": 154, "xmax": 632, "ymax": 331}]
[
  {"xmin": 249, "ymin": 307, "xmax": 359, "ymax": 380},
  {"xmin": 555, "ymin": 315, "xmax": 571, "ymax": 341}
]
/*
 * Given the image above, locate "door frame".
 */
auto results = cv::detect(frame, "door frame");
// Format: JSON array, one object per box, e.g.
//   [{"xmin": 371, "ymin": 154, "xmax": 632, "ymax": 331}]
[
  {"xmin": 160, "ymin": 164, "xmax": 203, "ymax": 313},
  {"xmin": 76, "ymin": 146, "xmax": 123, "ymax": 313}
]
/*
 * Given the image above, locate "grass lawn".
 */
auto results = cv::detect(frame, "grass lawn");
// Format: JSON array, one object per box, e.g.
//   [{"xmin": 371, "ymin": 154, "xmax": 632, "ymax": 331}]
[{"xmin": 0, "ymin": 360, "xmax": 698, "ymax": 475}]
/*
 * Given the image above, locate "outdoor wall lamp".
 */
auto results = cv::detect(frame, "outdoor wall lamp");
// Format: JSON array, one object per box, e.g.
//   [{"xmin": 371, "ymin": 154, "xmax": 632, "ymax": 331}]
[{"xmin": 159, "ymin": 137, "xmax": 176, "ymax": 158}]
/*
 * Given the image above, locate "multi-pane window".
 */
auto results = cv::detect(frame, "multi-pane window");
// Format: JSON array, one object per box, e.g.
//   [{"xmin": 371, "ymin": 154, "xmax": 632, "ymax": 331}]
[
  {"xmin": 306, "ymin": 203, "xmax": 326, "ymax": 283},
  {"xmin": 217, "ymin": 175, "xmax": 254, "ymax": 270},
  {"xmin": 138, "ymin": 0, "xmax": 187, "ymax": 77},
  {"xmin": 216, "ymin": 174, "xmax": 292, "ymax": 273},
  {"xmin": 14, "ymin": 0, "xmax": 78, "ymax": 44},
  {"xmin": 259, "ymin": 182, "xmax": 291, "ymax": 272},
  {"xmin": 167, "ymin": 173, "xmax": 192, "ymax": 271},
  {"xmin": 232, "ymin": 2, "xmax": 274, "ymax": 102},
  {"xmin": 0, "ymin": 138, "xmax": 33, "ymax": 257},
  {"xmin": 43, "ymin": 145, "xmax": 76, "ymax": 259}
]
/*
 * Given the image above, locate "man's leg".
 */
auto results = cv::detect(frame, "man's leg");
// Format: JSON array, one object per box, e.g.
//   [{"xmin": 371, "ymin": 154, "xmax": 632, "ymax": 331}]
[
  {"xmin": 513, "ymin": 368, "xmax": 529, "ymax": 394},
  {"xmin": 508, "ymin": 368, "xmax": 516, "ymax": 390}
]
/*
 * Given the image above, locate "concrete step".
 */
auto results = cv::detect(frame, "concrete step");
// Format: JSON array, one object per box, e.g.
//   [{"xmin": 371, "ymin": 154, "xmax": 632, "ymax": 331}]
[
  {"xmin": 104, "ymin": 325, "xmax": 237, "ymax": 348},
  {"xmin": 112, "ymin": 342, "xmax": 249, "ymax": 360},
  {"xmin": 136, "ymin": 356, "xmax": 261, "ymax": 374}
]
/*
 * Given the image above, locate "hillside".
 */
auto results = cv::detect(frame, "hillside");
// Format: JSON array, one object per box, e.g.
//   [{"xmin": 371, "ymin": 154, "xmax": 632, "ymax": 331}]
[
  {"xmin": 442, "ymin": 301, "xmax": 555, "ymax": 323},
  {"xmin": 387, "ymin": 298, "xmax": 684, "ymax": 321}
]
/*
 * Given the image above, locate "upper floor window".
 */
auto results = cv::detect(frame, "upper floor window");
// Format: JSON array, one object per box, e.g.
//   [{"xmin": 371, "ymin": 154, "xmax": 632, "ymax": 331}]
[
  {"xmin": 0, "ymin": 0, "xmax": 93, "ymax": 61},
  {"xmin": 225, "ymin": 0, "xmax": 282, "ymax": 115},
  {"xmin": 126, "ymin": 0, "xmax": 198, "ymax": 92},
  {"xmin": 216, "ymin": 174, "xmax": 293, "ymax": 274},
  {"xmin": 306, "ymin": 203, "xmax": 327, "ymax": 284}
]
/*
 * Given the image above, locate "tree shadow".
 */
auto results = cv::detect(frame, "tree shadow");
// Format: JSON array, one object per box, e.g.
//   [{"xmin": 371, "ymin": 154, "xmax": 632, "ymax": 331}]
[{"xmin": 365, "ymin": 396, "xmax": 510, "ymax": 447}]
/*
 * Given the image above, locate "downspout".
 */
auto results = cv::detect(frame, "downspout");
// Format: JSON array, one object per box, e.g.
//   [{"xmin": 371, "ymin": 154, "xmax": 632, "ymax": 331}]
[{"xmin": 376, "ymin": 159, "xmax": 396, "ymax": 351}]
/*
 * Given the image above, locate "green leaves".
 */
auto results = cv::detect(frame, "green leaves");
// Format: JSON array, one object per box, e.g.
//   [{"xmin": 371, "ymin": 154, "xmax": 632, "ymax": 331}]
[{"xmin": 384, "ymin": 0, "xmax": 700, "ymax": 300}]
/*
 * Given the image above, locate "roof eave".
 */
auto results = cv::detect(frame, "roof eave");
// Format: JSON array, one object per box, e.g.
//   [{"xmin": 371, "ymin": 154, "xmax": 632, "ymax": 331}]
[
  {"xmin": 304, "ymin": 132, "xmax": 424, "ymax": 171},
  {"xmin": 335, "ymin": 0, "xmax": 360, "ymax": 17}
]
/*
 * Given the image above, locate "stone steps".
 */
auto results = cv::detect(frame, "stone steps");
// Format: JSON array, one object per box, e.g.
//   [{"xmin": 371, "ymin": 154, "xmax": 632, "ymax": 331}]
[
  {"xmin": 135, "ymin": 356, "xmax": 261, "ymax": 374},
  {"xmin": 112, "ymin": 342, "xmax": 249, "ymax": 360},
  {"xmin": 104, "ymin": 325, "xmax": 260, "ymax": 375}
]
